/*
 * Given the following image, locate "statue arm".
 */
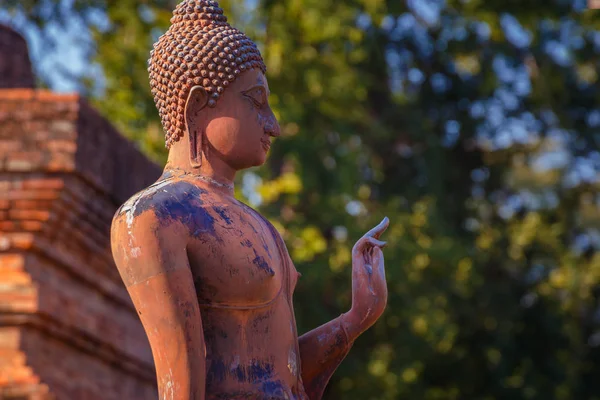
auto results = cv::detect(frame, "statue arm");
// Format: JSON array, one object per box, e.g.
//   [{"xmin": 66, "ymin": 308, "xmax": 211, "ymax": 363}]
[
  {"xmin": 298, "ymin": 314, "xmax": 354, "ymax": 400},
  {"xmin": 111, "ymin": 211, "xmax": 206, "ymax": 400},
  {"xmin": 298, "ymin": 218, "xmax": 390, "ymax": 399}
]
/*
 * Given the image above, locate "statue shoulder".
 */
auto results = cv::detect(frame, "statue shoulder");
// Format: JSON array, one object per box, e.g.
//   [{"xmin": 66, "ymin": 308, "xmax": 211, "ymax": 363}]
[
  {"xmin": 110, "ymin": 178, "xmax": 211, "ymax": 287},
  {"xmin": 112, "ymin": 178, "xmax": 210, "ymax": 230}
]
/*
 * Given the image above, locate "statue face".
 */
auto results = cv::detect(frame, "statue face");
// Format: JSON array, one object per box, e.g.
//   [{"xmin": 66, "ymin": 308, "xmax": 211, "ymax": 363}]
[{"xmin": 198, "ymin": 68, "xmax": 280, "ymax": 170}]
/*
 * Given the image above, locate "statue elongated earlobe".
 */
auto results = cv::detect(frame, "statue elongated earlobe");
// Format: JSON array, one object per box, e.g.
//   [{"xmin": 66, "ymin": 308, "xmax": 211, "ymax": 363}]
[
  {"xmin": 185, "ymin": 86, "xmax": 209, "ymax": 169},
  {"xmin": 189, "ymin": 128, "xmax": 204, "ymax": 169}
]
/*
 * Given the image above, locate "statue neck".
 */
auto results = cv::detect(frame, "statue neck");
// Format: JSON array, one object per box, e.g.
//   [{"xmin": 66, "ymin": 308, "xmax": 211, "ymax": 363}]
[{"xmin": 165, "ymin": 137, "xmax": 237, "ymax": 195}]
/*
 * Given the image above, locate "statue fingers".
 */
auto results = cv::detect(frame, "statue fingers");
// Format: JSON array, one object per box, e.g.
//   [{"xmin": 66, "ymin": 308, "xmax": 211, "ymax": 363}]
[
  {"xmin": 364, "ymin": 216, "xmax": 390, "ymax": 239},
  {"xmin": 372, "ymin": 246, "xmax": 386, "ymax": 280},
  {"xmin": 363, "ymin": 247, "xmax": 372, "ymax": 267},
  {"xmin": 353, "ymin": 236, "xmax": 387, "ymax": 255}
]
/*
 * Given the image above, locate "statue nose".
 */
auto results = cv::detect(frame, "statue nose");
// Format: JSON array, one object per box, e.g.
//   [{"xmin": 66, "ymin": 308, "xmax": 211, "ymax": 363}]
[{"xmin": 265, "ymin": 118, "xmax": 281, "ymax": 137}]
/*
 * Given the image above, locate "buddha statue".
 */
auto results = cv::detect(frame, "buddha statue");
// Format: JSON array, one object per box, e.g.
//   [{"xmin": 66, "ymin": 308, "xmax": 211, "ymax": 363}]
[{"xmin": 110, "ymin": 1, "xmax": 390, "ymax": 399}]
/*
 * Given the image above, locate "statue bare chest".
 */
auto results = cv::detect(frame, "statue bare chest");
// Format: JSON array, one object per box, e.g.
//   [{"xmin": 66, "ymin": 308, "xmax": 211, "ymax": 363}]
[{"xmin": 185, "ymin": 201, "xmax": 288, "ymax": 308}]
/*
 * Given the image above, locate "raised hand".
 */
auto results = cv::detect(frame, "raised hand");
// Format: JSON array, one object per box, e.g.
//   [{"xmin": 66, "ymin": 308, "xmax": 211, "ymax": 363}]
[{"xmin": 342, "ymin": 217, "xmax": 390, "ymax": 341}]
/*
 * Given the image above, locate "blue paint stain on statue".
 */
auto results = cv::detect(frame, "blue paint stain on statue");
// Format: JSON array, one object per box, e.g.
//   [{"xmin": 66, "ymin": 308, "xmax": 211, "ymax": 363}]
[
  {"xmin": 214, "ymin": 205, "xmax": 233, "ymax": 225},
  {"xmin": 247, "ymin": 360, "xmax": 274, "ymax": 381},
  {"xmin": 207, "ymin": 359, "xmax": 228, "ymax": 383},
  {"xmin": 207, "ymin": 358, "xmax": 285, "ymax": 397},
  {"xmin": 261, "ymin": 380, "xmax": 287, "ymax": 397},
  {"xmin": 133, "ymin": 181, "xmax": 221, "ymax": 240},
  {"xmin": 252, "ymin": 248, "xmax": 274, "ymax": 275}
]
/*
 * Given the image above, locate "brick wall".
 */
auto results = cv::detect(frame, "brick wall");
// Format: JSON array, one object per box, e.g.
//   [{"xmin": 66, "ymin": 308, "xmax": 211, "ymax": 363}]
[{"xmin": 0, "ymin": 26, "xmax": 162, "ymax": 399}]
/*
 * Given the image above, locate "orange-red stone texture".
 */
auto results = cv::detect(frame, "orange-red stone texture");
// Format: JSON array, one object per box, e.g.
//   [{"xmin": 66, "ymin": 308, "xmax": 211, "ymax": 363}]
[{"xmin": 0, "ymin": 25, "xmax": 161, "ymax": 399}]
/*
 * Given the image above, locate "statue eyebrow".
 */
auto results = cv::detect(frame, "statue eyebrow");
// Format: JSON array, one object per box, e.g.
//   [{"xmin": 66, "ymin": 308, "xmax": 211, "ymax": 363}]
[{"xmin": 243, "ymin": 84, "xmax": 270, "ymax": 97}]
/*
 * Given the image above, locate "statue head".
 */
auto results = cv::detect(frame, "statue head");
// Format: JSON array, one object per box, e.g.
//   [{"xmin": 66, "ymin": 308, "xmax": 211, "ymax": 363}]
[{"xmin": 148, "ymin": 0, "xmax": 280, "ymax": 170}]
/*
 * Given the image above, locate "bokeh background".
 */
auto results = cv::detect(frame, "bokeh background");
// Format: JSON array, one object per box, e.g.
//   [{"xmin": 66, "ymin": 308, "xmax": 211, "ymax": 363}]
[{"xmin": 3, "ymin": 0, "xmax": 600, "ymax": 399}]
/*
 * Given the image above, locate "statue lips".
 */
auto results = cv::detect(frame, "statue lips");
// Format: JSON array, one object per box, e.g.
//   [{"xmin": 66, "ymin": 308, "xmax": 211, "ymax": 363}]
[{"xmin": 261, "ymin": 138, "xmax": 271, "ymax": 151}]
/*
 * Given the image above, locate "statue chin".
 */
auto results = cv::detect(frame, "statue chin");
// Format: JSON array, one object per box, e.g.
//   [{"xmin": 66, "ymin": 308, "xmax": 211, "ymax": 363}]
[
  {"xmin": 235, "ymin": 146, "xmax": 271, "ymax": 170},
  {"xmin": 226, "ymin": 152, "xmax": 268, "ymax": 171},
  {"xmin": 254, "ymin": 153, "xmax": 268, "ymax": 168}
]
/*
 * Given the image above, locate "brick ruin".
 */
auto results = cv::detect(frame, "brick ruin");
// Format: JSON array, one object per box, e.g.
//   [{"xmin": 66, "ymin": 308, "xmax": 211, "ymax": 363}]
[
  {"xmin": 0, "ymin": 25, "xmax": 35, "ymax": 90},
  {"xmin": 0, "ymin": 25, "xmax": 160, "ymax": 399}
]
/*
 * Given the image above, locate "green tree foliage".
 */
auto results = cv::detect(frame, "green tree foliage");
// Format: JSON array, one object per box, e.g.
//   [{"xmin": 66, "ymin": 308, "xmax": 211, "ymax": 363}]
[{"xmin": 4, "ymin": 0, "xmax": 600, "ymax": 398}]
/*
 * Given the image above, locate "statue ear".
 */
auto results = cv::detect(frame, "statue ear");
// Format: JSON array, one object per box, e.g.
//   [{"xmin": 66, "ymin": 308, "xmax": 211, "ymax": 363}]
[{"xmin": 185, "ymin": 85, "xmax": 209, "ymax": 169}]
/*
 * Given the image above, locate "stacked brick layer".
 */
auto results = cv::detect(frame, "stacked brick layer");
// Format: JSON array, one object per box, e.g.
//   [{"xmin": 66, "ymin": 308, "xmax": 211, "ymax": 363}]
[{"xmin": 0, "ymin": 89, "xmax": 161, "ymax": 399}]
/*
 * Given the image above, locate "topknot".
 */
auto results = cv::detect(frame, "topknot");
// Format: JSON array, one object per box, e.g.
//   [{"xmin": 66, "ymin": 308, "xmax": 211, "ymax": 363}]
[{"xmin": 148, "ymin": 0, "xmax": 267, "ymax": 148}]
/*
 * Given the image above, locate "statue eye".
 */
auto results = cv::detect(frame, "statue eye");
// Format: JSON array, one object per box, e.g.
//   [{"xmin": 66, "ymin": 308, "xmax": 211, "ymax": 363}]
[{"xmin": 243, "ymin": 87, "xmax": 266, "ymax": 107}]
